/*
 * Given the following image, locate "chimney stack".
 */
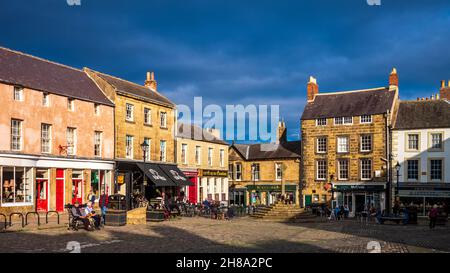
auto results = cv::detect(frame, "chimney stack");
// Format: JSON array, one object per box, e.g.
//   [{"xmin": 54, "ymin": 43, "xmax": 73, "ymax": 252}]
[
  {"xmin": 276, "ymin": 120, "xmax": 287, "ymax": 144},
  {"xmin": 307, "ymin": 76, "xmax": 319, "ymax": 102},
  {"xmin": 440, "ymin": 79, "xmax": 450, "ymax": 101},
  {"xmin": 389, "ymin": 68, "xmax": 399, "ymax": 87},
  {"xmin": 144, "ymin": 71, "xmax": 157, "ymax": 91}
]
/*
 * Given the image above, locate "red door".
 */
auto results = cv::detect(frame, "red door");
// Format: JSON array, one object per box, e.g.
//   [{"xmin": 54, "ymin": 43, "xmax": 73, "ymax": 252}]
[
  {"xmin": 56, "ymin": 169, "xmax": 65, "ymax": 212},
  {"xmin": 72, "ymin": 179, "xmax": 83, "ymax": 204},
  {"xmin": 188, "ymin": 177, "xmax": 198, "ymax": 204},
  {"xmin": 36, "ymin": 179, "xmax": 48, "ymax": 211}
]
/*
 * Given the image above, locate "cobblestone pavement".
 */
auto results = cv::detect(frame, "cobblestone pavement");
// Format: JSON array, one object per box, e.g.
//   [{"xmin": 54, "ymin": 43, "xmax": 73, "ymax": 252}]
[{"xmin": 0, "ymin": 217, "xmax": 448, "ymax": 253}]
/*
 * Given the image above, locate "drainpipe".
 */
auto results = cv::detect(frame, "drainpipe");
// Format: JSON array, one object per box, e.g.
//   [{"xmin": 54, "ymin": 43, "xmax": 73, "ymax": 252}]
[{"xmin": 385, "ymin": 110, "xmax": 392, "ymax": 214}]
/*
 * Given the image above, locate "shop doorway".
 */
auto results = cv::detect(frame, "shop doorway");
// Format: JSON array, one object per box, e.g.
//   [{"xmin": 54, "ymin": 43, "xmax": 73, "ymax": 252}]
[
  {"xmin": 72, "ymin": 170, "xmax": 83, "ymax": 204},
  {"xmin": 36, "ymin": 169, "xmax": 49, "ymax": 211},
  {"xmin": 355, "ymin": 194, "xmax": 366, "ymax": 212}
]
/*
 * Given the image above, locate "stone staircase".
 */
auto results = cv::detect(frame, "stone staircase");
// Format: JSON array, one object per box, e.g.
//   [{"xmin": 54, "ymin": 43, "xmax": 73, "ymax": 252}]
[{"xmin": 250, "ymin": 202, "xmax": 316, "ymax": 222}]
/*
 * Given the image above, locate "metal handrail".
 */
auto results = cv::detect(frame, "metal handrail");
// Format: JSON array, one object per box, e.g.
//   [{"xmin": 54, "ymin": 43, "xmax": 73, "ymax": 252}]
[
  {"xmin": 0, "ymin": 213, "xmax": 7, "ymax": 230},
  {"xmin": 46, "ymin": 211, "xmax": 60, "ymax": 225},
  {"xmin": 25, "ymin": 212, "xmax": 41, "ymax": 226},
  {"xmin": 9, "ymin": 213, "xmax": 24, "ymax": 228}
]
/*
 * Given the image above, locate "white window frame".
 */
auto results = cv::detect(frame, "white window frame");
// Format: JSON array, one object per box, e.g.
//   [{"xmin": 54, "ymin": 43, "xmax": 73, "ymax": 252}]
[
  {"xmin": 337, "ymin": 136, "xmax": 349, "ymax": 153},
  {"xmin": 360, "ymin": 134, "xmax": 372, "ymax": 152},
  {"xmin": 334, "ymin": 117, "xmax": 353, "ymax": 125},
  {"xmin": 144, "ymin": 138, "xmax": 151, "ymax": 161},
  {"xmin": 208, "ymin": 147, "xmax": 213, "ymax": 167},
  {"xmin": 94, "ymin": 104, "xmax": 100, "ymax": 116},
  {"xmin": 66, "ymin": 127, "xmax": 77, "ymax": 155},
  {"xmin": 160, "ymin": 140, "xmax": 167, "ymax": 162},
  {"xmin": 360, "ymin": 115, "xmax": 372, "ymax": 124},
  {"xmin": 11, "ymin": 119, "xmax": 22, "ymax": 151},
  {"xmin": 13, "ymin": 86, "xmax": 23, "ymax": 101},
  {"xmin": 181, "ymin": 143, "xmax": 188, "ymax": 164},
  {"xmin": 144, "ymin": 108, "xmax": 152, "ymax": 125},
  {"xmin": 160, "ymin": 112, "xmax": 167, "ymax": 128},
  {"xmin": 42, "ymin": 93, "xmax": 50, "ymax": 107},
  {"xmin": 275, "ymin": 163, "xmax": 283, "ymax": 181},
  {"xmin": 316, "ymin": 160, "xmax": 327, "ymax": 181},
  {"xmin": 430, "ymin": 132, "xmax": 443, "ymax": 151},
  {"xmin": 429, "ymin": 159, "xmax": 444, "ymax": 182},
  {"xmin": 219, "ymin": 149, "xmax": 225, "ymax": 167},
  {"xmin": 407, "ymin": 133, "xmax": 420, "ymax": 151},
  {"xmin": 316, "ymin": 118, "xmax": 327, "ymax": 126},
  {"xmin": 126, "ymin": 135, "xmax": 134, "ymax": 159},
  {"xmin": 94, "ymin": 131, "xmax": 102, "ymax": 158},
  {"xmin": 338, "ymin": 159, "xmax": 349, "ymax": 180},
  {"xmin": 126, "ymin": 103, "xmax": 134, "ymax": 122},
  {"xmin": 235, "ymin": 163, "xmax": 242, "ymax": 181},
  {"xmin": 195, "ymin": 146, "xmax": 201, "ymax": 165},
  {"xmin": 360, "ymin": 159, "xmax": 372, "ymax": 181},
  {"xmin": 316, "ymin": 137, "xmax": 327, "ymax": 153},
  {"xmin": 68, "ymin": 98, "xmax": 75, "ymax": 111},
  {"xmin": 252, "ymin": 163, "xmax": 260, "ymax": 181},
  {"xmin": 406, "ymin": 159, "xmax": 419, "ymax": 181},
  {"xmin": 1, "ymin": 166, "xmax": 34, "ymax": 205},
  {"xmin": 41, "ymin": 123, "xmax": 52, "ymax": 154}
]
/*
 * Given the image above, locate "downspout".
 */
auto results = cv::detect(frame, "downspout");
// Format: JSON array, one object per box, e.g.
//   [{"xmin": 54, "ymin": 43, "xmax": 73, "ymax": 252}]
[{"xmin": 385, "ymin": 109, "xmax": 392, "ymax": 214}]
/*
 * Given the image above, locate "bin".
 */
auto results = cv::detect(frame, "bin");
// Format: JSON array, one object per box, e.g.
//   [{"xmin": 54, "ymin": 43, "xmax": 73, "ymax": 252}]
[{"xmin": 105, "ymin": 194, "xmax": 127, "ymax": 226}]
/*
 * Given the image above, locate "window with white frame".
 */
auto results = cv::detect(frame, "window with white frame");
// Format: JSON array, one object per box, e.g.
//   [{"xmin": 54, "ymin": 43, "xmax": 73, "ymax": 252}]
[
  {"xmin": 430, "ymin": 159, "xmax": 443, "ymax": 181},
  {"xmin": 13, "ymin": 86, "xmax": 23, "ymax": 101},
  {"xmin": 160, "ymin": 112, "xmax": 167, "ymax": 128},
  {"xmin": 42, "ymin": 93, "xmax": 49, "ymax": 106},
  {"xmin": 195, "ymin": 146, "xmax": 201, "ymax": 165},
  {"xmin": 160, "ymin": 140, "xmax": 167, "ymax": 162},
  {"xmin": 68, "ymin": 98, "xmax": 75, "ymax": 111},
  {"xmin": 126, "ymin": 103, "xmax": 134, "ymax": 121},
  {"xmin": 235, "ymin": 163, "xmax": 242, "ymax": 181},
  {"xmin": 360, "ymin": 134, "xmax": 372, "ymax": 152},
  {"xmin": 316, "ymin": 118, "xmax": 327, "ymax": 126},
  {"xmin": 144, "ymin": 108, "xmax": 152, "ymax": 125},
  {"xmin": 11, "ymin": 119, "xmax": 22, "ymax": 151},
  {"xmin": 431, "ymin": 133, "xmax": 443, "ymax": 150},
  {"xmin": 220, "ymin": 149, "xmax": 225, "ymax": 167},
  {"xmin": 407, "ymin": 160, "xmax": 419, "ymax": 180},
  {"xmin": 275, "ymin": 163, "xmax": 283, "ymax": 181},
  {"xmin": 360, "ymin": 115, "xmax": 372, "ymax": 124},
  {"xmin": 408, "ymin": 134, "xmax": 419, "ymax": 150},
  {"xmin": 316, "ymin": 160, "xmax": 327, "ymax": 180},
  {"xmin": 335, "ymin": 117, "xmax": 353, "ymax": 125},
  {"xmin": 252, "ymin": 163, "xmax": 260, "ymax": 181},
  {"xmin": 66, "ymin": 127, "xmax": 76, "ymax": 155},
  {"xmin": 317, "ymin": 137, "xmax": 327, "ymax": 153},
  {"xmin": 228, "ymin": 164, "xmax": 234, "ymax": 180},
  {"xmin": 143, "ymin": 138, "xmax": 151, "ymax": 161},
  {"xmin": 41, "ymin": 124, "xmax": 52, "ymax": 154},
  {"xmin": 1, "ymin": 166, "xmax": 33, "ymax": 204},
  {"xmin": 337, "ymin": 136, "xmax": 349, "ymax": 153},
  {"xmin": 360, "ymin": 159, "xmax": 372, "ymax": 180},
  {"xmin": 181, "ymin": 143, "xmax": 188, "ymax": 164},
  {"xmin": 126, "ymin": 135, "xmax": 133, "ymax": 159},
  {"xmin": 94, "ymin": 131, "xmax": 102, "ymax": 157},
  {"xmin": 338, "ymin": 159, "xmax": 349, "ymax": 180},
  {"xmin": 208, "ymin": 148, "xmax": 213, "ymax": 166},
  {"xmin": 94, "ymin": 104, "xmax": 100, "ymax": 116}
]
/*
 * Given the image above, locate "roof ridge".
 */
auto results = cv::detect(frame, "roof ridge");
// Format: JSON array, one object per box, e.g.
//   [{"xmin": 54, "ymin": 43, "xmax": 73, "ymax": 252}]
[
  {"xmin": 316, "ymin": 86, "xmax": 388, "ymax": 96},
  {"xmin": 0, "ymin": 46, "xmax": 83, "ymax": 73}
]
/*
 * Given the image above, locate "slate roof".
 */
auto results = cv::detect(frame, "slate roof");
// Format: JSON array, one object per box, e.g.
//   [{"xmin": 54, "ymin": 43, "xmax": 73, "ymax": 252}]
[
  {"xmin": 93, "ymin": 71, "xmax": 175, "ymax": 108},
  {"xmin": 394, "ymin": 100, "xmax": 450, "ymax": 130},
  {"xmin": 301, "ymin": 87, "xmax": 396, "ymax": 120},
  {"xmin": 0, "ymin": 47, "xmax": 113, "ymax": 106},
  {"xmin": 177, "ymin": 123, "xmax": 228, "ymax": 145},
  {"xmin": 232, "ymin": 141, "xmax": 301, "ymax": 160}
]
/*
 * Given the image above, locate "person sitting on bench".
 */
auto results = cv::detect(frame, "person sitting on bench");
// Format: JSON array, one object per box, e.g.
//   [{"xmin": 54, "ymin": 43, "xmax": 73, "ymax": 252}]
[
  {"xmin": 85, "ymin": 201, "xmax": 101, "ymax": 230},
  {"xmin": 71, "ymin": 201, "xmax": 91, "ymax": 230}
]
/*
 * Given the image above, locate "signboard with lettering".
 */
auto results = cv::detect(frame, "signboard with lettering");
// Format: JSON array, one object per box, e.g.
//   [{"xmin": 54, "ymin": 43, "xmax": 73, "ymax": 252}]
[
  {"xmin": 246, "ymin": 184, "xmax": 297, "ymax": 192},
  {"xmin": 333, "ymin": 184, "xmax": 385, "ymax": 192},
  {"xmin": 199, "ymin": 169, "xmax": 228, "ymax": 177}
]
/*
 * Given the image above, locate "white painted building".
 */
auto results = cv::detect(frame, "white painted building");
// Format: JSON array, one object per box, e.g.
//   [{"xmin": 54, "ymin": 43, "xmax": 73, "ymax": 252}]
[{"xmin": 392, "ymin": 99, "xmax": 450, "ymax": 215}]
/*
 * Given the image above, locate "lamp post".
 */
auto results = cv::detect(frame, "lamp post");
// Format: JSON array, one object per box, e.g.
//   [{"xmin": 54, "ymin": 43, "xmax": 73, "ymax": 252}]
[
  {"xmin": 140, "ymin": 140, "xmax": 149, "ymax": 163},
  {"xmin": 395, "ymin": 162, "xmax": 401, "ymax": 202}
]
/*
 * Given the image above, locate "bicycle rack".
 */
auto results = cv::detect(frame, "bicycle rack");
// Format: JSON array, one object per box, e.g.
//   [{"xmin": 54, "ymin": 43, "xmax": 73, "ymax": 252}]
[
  {"xmin": 25, "ymin": 212, "xmax": 41, "ymax": 226},
  {"xmin": 9, "ymin": 213, "xmax": 24, "ymax": 228},
  {"xmin": 0, "ymin": 213, "xmax": 7, "ymax": 230},
  {"xmin": 46, "ymin": 211, "xmax": 60, "ymax": 225}
]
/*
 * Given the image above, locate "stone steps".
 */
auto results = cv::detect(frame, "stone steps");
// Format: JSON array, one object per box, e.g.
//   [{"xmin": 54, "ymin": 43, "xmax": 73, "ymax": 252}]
[{"xmin": 250, "ymin": 201, "xmax": 316, "ymax": 221}]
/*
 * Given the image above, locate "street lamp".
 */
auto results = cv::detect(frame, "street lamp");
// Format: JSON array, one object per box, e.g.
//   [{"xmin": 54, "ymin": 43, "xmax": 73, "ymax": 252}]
[
  {"xmin": 395, "ymin": 162, "xmax": 401, "ymax": 202},
  {"xmin": 140, "ymin": 140, "xmax": 149, "ymax": 163}
]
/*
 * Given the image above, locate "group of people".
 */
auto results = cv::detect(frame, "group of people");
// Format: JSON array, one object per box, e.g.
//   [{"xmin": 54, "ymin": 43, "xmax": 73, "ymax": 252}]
[{"xmin": 70, "ymin": 189, "xmax": 109, "ymax": 231}]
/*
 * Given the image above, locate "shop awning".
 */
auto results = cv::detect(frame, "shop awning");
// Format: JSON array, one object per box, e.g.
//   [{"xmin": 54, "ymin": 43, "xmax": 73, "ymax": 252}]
[
  {"xmin": 136, "ymin": 163, "xmax": 176, "ymax": 187},
  {"xmin": 159, "ymin": 164, "xmax": 194, "ymax": 186}
]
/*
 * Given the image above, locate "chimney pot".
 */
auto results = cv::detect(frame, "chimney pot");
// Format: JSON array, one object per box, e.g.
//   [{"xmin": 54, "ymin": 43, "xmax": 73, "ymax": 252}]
[
  {"xmin": 144, "ymin": 71, "xmax": 157, "ymax": 91},
  {"xmin": 307, "ymin": 76, "xmax": 319, "ymax": 101},
  {"xmin": 389, "ymin": 67, "xmax": 399, "ymax": 87}
]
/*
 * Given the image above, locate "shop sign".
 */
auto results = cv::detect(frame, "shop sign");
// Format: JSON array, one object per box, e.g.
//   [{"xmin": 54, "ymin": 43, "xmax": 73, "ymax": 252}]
[
  {"xmin": 246, "ymin": 185, "xmax": 297, "ymax": 192},
  {"xmin": 117, "ymin": 175, "xmax": 125, "ymax": 184},
  {"xmin": 199, "ymin": 169, "xmax": 228, "ymax": 177},
  {"xmin": 334, "ymin": 184, "xmax": 385, "ymax": 192},
  {"xmin": 399, "ymin": 190, "xmax": 450, "ymax": 198}
]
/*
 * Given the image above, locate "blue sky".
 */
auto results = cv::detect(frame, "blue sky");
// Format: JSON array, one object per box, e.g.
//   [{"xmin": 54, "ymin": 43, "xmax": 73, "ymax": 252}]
[{"xmin": 1, "ymin": 0, "xmax": 450, "ymax": 142}]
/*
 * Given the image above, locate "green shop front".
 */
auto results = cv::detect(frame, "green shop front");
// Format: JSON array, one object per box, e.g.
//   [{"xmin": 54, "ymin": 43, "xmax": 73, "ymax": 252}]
[
  {"xmin": 332, "ymin": 182, "xmax": 387, "ymax": 217},
  {"xmin": 245, "ymin": 184, "xmax": 298, "ymax": 206}
]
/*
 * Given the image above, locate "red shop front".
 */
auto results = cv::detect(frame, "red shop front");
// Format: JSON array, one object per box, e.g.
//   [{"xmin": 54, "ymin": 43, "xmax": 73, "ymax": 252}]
[{"xmin": 183, "ymin": 170, "xmax": 198, "ymax": 204}]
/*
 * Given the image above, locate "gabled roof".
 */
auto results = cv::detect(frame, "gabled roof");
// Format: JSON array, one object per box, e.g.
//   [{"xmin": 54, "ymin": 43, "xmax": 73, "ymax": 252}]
[
  {"xmin": 0, "ymin": 47, "xmax": 113, "ymax": 106},
  {"xmin": 231, "ymin": 141, "xmax": 301, "ymax": 161},
  {"xmin": 394, "ymin": 100, "xmax": 450, "ymax": 130},
  {"xmin": 92, "ymin": 70, "xmax": 175, "ymax": 108},
  {"xmin": 301, "ymin": 87, "xmax": 396, "ymax": 120},
  {"xmin": 176, "ymin": 123, "xmax": 228, "ymax": 145}
]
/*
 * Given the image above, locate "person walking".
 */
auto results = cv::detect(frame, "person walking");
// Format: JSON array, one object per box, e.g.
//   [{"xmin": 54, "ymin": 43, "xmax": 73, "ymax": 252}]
[
  {"xmin": 99, "ymin": 190, "xmax": 109, "ymax": 225},
  {"xmin": 429, "ymin": 204, "xmax": 438, "ymax": 229}
]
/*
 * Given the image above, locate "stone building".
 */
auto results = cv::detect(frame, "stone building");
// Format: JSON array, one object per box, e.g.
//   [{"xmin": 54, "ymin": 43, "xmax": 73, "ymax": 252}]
[
  {"xmin": 85, "ymin": 69, "xmax": 191, "ymax": 209},
  {"xmin": 228, "ymin": 122, "xmax": 301, "ymax": 206},
  {"xmin": 175, "ymin": 123, "xmax": 229, "ymax": 204},
  {"xmin": 300, "ymin": 69, "xmax": 399, "ymax": 215},
  {"xmin": 0, "ymin": 47, "xmax": 115, "ymax": 214},
  {"xmin": 392, "ymin": 94, "xmax": 450, "ymax": 216}
]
